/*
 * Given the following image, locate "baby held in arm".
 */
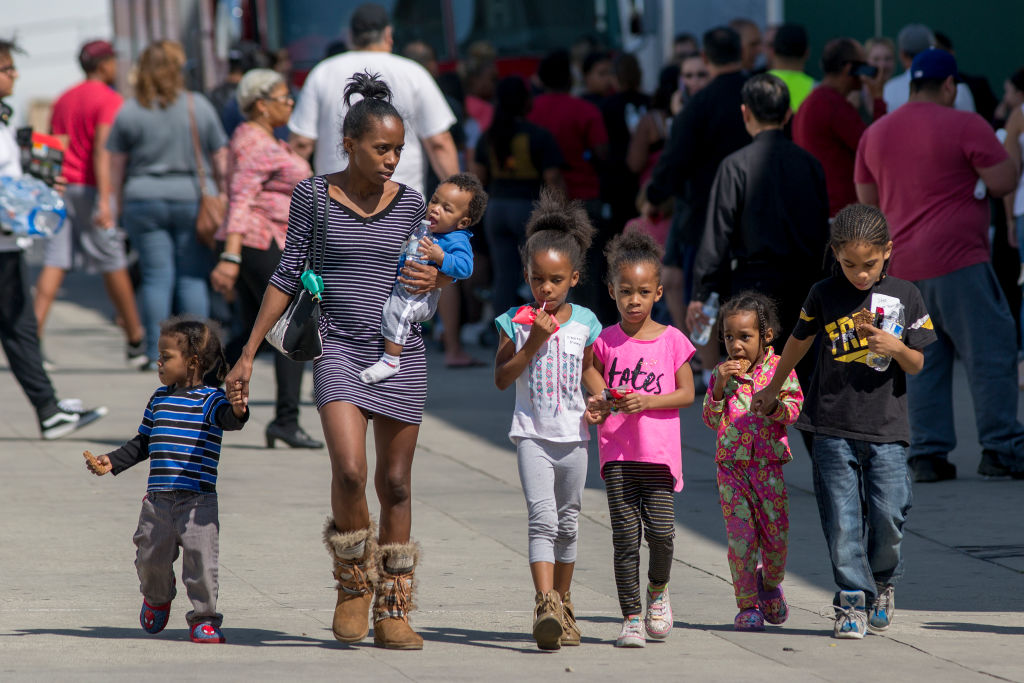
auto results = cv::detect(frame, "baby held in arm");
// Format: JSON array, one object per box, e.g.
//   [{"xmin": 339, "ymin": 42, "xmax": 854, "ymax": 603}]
[{"xmin": 360, "ymin": 174, "xmax": 488, "ymax": 384}]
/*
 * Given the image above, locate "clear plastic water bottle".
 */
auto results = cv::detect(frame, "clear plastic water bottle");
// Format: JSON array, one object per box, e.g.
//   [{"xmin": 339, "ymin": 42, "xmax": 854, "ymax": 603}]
[
  {"xmin": 691, "ymin": 292, "xmax": 720, "ymax": 346},
  {"xmin": 403, "ymin": 219, "xmax": 430, "ymax": 264},
  {"xmin": 865, "ymin": 303, "xmax": 905, "ymax": 372},
  {"xmin": 0, "ymin": 176, "xmax": 66, "ymax": 237}
]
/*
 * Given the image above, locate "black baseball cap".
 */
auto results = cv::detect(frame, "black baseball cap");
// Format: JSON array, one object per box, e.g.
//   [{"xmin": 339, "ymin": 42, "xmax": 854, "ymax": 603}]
[{"xmin": 351, "ymin": 3, "xmax": 390, "ymax": 36}]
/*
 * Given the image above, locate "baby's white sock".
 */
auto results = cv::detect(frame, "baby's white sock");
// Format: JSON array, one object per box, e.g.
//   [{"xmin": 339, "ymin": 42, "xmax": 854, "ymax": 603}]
[{"xmin": 360, "ymin": 353, "xmax": 401, "ymax": 384}]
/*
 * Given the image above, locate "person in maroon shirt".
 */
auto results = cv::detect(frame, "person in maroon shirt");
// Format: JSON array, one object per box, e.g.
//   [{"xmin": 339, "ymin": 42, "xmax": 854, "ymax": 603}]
[
  {"xmin": 793, "ymin": 38, "xmax": 887, "ymax": 217},
  {"xmin": 528, "ymin": 50, "xmax": 614, "ymax": 321}
]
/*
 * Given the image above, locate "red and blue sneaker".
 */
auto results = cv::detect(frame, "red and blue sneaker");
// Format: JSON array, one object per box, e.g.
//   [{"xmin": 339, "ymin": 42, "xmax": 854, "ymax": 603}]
[
  {"xmin": 190, "ymin": 622, "xmax": 225, "ymax": 644},
  {"xmin": 140, "ymin": 599, "xmax": 171, "ymax": 634}
]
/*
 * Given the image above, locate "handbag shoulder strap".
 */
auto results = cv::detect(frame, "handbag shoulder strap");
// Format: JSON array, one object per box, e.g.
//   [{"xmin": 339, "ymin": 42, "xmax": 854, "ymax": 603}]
[
  {"xmin": 307, "ymin": 175, "xmax": 329, "ymax": 274},
  {"xmin": 186, "ymin": 92, "xmax": 209, "ymax": 197}
]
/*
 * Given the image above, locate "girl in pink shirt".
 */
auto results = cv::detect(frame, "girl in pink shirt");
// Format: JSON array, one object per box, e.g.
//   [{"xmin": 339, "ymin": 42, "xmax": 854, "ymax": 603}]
[
  {"xmin": 701, "ymin": 292, "xmax": 803, "ymax": 632},
  {"xmin": 589, "ymin": 231, "xmax": 695, "ymax": 648}
]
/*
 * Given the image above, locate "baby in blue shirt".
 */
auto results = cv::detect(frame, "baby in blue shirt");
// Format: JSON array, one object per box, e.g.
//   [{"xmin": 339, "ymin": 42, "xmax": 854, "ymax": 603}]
[{"xmin": 361, "ymin": 173, "xmax": 489, "ymax": 384}]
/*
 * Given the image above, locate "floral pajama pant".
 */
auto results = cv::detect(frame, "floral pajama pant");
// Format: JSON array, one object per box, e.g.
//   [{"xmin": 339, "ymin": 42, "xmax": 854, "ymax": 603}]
[{"xmin": 717, "ymin": 461, "xmax": 789, "ymax": 610}]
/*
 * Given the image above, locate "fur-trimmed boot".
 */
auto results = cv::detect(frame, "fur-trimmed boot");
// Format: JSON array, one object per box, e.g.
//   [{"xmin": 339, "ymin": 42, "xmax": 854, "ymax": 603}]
[
  {"xmin": 373, "ymin": 541, "xmax": 423, "ymax": 650},
  {"xmin": 323, "ymin": 517, "xmax": 377, "ymax": 643}
]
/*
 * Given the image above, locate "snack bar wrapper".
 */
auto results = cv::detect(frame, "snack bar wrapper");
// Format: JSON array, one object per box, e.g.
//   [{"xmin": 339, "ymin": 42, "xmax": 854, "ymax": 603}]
[{"xmin": 511, "ymin": 304, "xmax": 560, "ymax": 333}]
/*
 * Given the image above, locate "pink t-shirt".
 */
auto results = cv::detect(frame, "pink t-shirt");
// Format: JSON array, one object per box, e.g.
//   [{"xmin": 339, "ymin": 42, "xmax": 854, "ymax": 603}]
[
  {"xmin": 854, "ymin": 101, "xmax": 1008, "ymax": 281},
  {"xmin": 593, "ymin": 324, "xmax": 696, "ymax": 491},
  {"xmin": 50, "ymin": 80, "xmax": 123, "ymax": 186}
]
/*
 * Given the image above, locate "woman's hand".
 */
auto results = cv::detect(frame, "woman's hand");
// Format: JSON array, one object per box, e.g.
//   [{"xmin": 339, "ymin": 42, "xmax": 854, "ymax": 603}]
[
  {"xmin": 750, "ymin": 386, "xmax": 780, "ymax": 416},
  {"xmin": 210, "ymin": 260, "xmax": 240, "ymax": 295},
  {"xmin": 399, "ymin": 260, "xmax": 451, "ymax": 294},
  {"xmin": 225, "ymin": 355, "xmax": 254, "ymax": 409}
]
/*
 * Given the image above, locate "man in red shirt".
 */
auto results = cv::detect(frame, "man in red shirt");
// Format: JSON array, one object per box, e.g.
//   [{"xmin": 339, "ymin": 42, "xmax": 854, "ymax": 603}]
[
  {"xmin": 34, "ymin": 41, "xmax": 145, "ymax": 366},
  {"xmin": 855, "ymin": 48, "xmax": 1023, "ymax": 482},
  {"xmin": 527, "ymin": 49, "xmax": 612, "ymax": 320},
  {"xmin": 794, "ymin": 38, "xmax": 886, "ymax": 217}
]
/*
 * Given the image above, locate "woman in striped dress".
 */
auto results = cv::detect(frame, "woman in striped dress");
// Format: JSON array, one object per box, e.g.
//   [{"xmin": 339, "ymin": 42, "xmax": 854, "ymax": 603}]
[{"xmin": 225, "ymin": 73, "xmax": 445, "ymax": 650}]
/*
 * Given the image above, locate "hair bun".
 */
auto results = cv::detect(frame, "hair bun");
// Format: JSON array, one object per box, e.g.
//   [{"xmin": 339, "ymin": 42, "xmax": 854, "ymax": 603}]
[
  {"xmin": 525, "ymin": 188, "xmax": 594, "ymax": 251},
  {"xmin": 344, "ymin": 71, "xmax": 393, "ymax": 106}
]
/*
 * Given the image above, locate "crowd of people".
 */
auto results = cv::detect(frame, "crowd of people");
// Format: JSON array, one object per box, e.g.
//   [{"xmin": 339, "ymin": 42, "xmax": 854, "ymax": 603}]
[{"xmin": 3, "ymin": 0, "xmax": 1024, "ymax": 655}]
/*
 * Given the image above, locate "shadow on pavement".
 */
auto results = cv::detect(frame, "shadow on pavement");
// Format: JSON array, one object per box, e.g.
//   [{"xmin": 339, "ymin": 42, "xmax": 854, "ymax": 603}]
[{"xmin": 5, "ymin": 626, "xmax": 329, "ymax": 647}]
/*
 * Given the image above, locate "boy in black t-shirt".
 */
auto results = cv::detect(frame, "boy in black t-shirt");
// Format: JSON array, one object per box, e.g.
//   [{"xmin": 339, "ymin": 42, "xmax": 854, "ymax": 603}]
[{"xmin": 751, "ymin": 205, "xmax": 935, "ymax": 640}]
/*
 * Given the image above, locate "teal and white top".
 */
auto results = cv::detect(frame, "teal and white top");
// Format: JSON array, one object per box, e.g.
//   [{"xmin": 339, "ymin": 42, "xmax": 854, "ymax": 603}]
[{"xmin": 495, "ymin": 304, "xmax": 602, "ymax": 443}]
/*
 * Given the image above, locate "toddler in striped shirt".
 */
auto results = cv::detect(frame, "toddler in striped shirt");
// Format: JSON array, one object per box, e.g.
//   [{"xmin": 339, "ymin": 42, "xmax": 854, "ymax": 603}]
[{"xmin": 84, "ymin": 317, "xmax": 248, "ymax": 644}]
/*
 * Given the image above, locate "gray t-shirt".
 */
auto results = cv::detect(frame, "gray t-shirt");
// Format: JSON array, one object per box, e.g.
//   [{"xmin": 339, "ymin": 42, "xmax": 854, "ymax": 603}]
[{"xmin": 107, "ymin": 92, "xmax": 227, "ymax": 202}]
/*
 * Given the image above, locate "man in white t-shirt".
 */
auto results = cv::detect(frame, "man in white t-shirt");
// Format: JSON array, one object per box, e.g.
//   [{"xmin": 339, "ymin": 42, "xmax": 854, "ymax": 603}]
[
  {"xmin": 288, "ymin": 3, "xmax": 458, "ymax": 196},
  {"xmin": 883, "ymin": 23, "xmax": 974, "ymax": 113}
]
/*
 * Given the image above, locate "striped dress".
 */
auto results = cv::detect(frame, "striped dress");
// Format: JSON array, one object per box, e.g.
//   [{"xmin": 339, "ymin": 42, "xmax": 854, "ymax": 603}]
[{"xmin": 269, "ymin": 175, "xmax": 428, "ymax": 424}]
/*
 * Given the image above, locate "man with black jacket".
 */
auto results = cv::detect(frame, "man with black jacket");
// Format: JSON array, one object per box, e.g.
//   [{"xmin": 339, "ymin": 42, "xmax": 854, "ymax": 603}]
[
  {"xmin": 647, "ymin": 26, "xmax": 750, "ymax": 385},
  {"xmin": 687, "ymin": 74, "xmax": 830, "ymax": 398}
]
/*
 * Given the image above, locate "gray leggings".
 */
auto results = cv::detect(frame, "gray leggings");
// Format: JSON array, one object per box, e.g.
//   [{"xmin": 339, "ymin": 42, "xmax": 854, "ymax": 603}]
[{"xmin": 515, "ymin": 437, "xmax": 588, "ymax": 564}]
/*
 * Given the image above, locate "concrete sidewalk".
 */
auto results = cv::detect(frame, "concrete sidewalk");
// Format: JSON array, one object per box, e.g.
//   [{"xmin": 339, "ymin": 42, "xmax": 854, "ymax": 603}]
[{"xmin": 1, "ymin": 276, "xmax": 1023, "ymax": 682}]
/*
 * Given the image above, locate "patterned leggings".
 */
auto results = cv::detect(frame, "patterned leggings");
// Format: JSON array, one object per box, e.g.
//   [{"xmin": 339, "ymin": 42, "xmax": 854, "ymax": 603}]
[
  {"xmin": 717, "ymin": 461, "xmax": 789, "ymax": 610},
  {"xmin": 604, "ymin": 462, "xmax": 676, "ymax": 616}
]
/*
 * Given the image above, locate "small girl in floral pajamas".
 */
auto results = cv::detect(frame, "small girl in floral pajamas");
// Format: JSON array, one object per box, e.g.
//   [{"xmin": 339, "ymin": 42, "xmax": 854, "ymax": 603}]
[{"xmin": 702, "ymin": 291, "xmax": 803, "ymax": 631}]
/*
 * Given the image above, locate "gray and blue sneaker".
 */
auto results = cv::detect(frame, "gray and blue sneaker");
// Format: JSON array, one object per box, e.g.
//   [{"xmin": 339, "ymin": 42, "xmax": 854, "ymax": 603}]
[
  {"xmin": 832, "ymin": 590, "xmax": 868, "ymax": 639},
  {"xmin": 869, "ymin": 584, "xmax": 895, "ymax": 632}
]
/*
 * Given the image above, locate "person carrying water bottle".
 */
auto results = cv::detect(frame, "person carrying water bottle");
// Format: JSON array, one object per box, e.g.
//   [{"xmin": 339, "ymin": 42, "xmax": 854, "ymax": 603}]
[{"xmin": 0, "ymin": 36, "xmax": 108, "ymax": 440}]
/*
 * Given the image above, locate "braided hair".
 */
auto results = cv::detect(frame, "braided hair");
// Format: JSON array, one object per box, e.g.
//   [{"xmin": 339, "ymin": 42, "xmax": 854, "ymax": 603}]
[
  {"xmin": 828, "ymin": 203, "xmax": 892, "ymax": 276},
  {"xmin": 604, "ymin": 228, "xmax": 663, "ymax": 284},
  {"xmin": 719, "ymin": 291, "xmax": 781, "ymax": 354},
  {"xmin": 341, "ymin": 71, "xmax": 402, "ymax": 140},
  {"xmin": 521, "ymin": 188, "xmax": 596, "ymax": 276},
  {"xmin": 160, "ymin": 316, "xmax": 229, "ymax": 387}
]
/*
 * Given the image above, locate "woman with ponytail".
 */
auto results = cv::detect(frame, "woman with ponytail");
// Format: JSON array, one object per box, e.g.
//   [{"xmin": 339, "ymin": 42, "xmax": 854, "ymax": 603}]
[{"xmin": 226, "ymin": 71, "xmax": 447, "ymax": 650}]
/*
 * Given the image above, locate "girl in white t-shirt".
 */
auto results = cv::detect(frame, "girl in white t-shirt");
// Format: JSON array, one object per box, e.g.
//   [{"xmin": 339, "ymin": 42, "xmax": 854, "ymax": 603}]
[{"xmin": 494, "ymin": 190, "xmax": 604, "ymax": 651}]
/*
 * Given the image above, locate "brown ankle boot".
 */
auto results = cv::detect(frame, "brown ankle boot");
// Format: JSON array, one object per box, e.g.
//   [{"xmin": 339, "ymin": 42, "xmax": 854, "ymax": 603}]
[
  {"xmin": 532, "ymin": 590, "xmax": 563, "ymax": 650},
  {"xmin": 323, "ymin": 517, "xmax": 377, "ymax": 643},
  {"xmin": 373, "ymin": 541, "xmax": 423, "ymax": 650},
  {"xmin": 559, "ymin": 591, "xmax": 581, "ymax": 646}
]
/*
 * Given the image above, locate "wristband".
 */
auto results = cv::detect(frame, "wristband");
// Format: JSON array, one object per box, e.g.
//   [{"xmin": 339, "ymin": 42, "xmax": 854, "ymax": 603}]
[{"xmin": 219, "ymin": 252, "xmax": 242, "ymax": 264}]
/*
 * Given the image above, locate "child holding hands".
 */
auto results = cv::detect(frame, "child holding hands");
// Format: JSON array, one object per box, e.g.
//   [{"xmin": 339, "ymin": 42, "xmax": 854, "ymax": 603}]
[
  {"xmin": 85, "ymin": 317, "xmax": 248, "ymax": 644},
  {"xmin": 588, "ymin": 231, "xmax": 696, "ymax": 647},
  {"xmin": 493, "ymin": 190, "xmax": 605, "ymax": 651},
  {"xmin": 702, "ymin": 292, "xmax": 803, "ymax": 631},
  {"xmin": 751, "ymin": 205, "xmax": 935, "ymax": 639}
]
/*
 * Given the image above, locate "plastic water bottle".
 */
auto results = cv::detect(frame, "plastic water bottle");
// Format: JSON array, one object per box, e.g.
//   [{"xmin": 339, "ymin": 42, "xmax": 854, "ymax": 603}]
[
  {"xmin": 0, "ymin": 176, "xmax": 66, "ymax": 237},
  {"xmin": 403, "ymin": 219, "xmax": 430, "ymax": 264},
  {"xmin": 865, "ymin": 303, "xmax": 905, "ymax": 372},
  {"xmin": 691, "ymin": 292, "xmax": 720, "ymax": 346}
]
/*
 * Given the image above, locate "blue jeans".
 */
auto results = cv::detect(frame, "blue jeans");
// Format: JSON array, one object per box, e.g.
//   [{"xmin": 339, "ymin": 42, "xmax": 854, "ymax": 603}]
[
  {"xmin": 811, "ymin": 436, "xmax": 912, "ymax": 605},
  {"xmin": 122, "ymin": 199, "xmax": 213, "ymax": 361},
  {"xmin": 907, "ymin": 263, "xmax": 1024, "ymax": 471}
]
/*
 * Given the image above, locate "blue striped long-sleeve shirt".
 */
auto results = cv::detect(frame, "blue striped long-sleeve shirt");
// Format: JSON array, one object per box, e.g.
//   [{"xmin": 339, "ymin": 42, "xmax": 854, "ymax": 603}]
[{"xmin": 108, "ymin": 385, "xmax": 248, "ymax": 493}]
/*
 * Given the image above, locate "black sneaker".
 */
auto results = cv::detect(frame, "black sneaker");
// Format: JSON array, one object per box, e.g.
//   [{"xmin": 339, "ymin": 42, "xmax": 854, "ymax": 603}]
[
  {"xmin": 39, "ymin": 399, "xmax": 108, "ymax": 440},
  {"xmin": 126, "ymin": 340, "xmax": 149, "ymax": 369},
  {"xmin": 908, "ymin": 455, "xmax": 957, "ymax": 483},
  {"xmin": 977, "ymin": 450, "xmax": 1011, "ymax": 479}
]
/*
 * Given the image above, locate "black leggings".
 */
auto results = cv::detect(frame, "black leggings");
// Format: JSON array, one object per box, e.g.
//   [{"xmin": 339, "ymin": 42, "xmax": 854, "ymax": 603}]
[{"xmin": 604, "ymin": 462, "xmax": 676, "ymax": 616}]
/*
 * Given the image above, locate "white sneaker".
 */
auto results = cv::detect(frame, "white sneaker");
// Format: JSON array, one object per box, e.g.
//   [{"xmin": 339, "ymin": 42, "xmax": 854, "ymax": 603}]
[
  {"xmin": 826, "ymin": 590, "xmax": 868, "ymax": 639},
  {"xmin": 615, "ymin": 614, "xmax": 645, "ymax": 648},
  {"xmin": 644, "ymin": 584, "xmax": 672, "ymax": 640}
]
